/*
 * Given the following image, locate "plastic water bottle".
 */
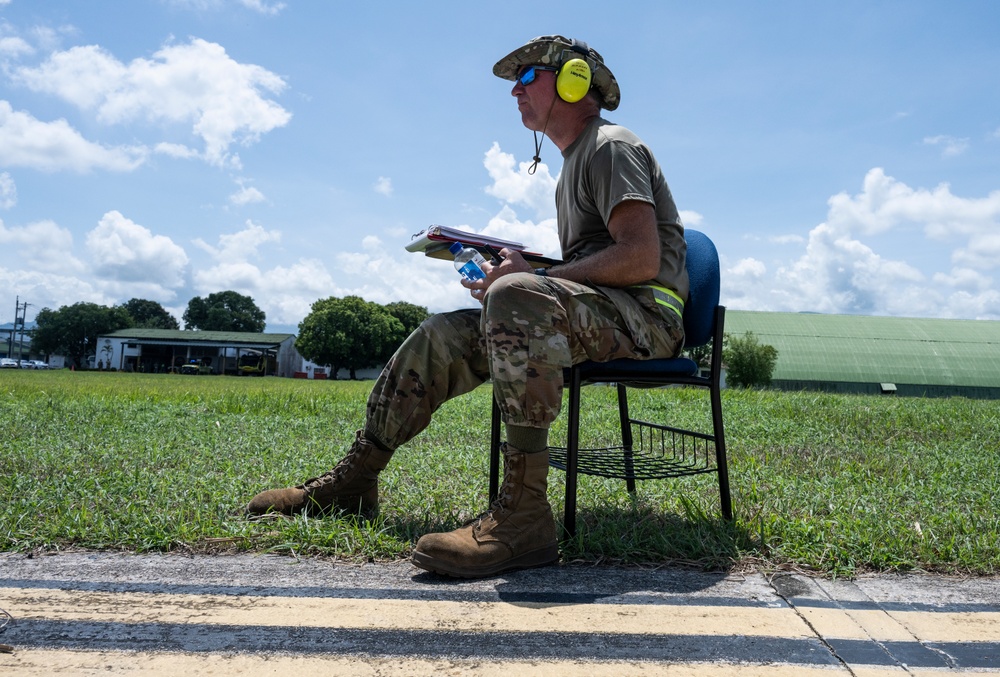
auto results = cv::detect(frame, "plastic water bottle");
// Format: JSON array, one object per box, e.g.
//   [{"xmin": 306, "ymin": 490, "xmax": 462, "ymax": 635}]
[{"xmin": 449, "ymin": 242, "xmax": 487, "ymax": 282}]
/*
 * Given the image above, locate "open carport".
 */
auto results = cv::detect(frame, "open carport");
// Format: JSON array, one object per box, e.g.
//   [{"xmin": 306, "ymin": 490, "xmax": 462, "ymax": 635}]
[{"xmin": 95, "ymin": 328, "xmax": 300, "ymax": 377}]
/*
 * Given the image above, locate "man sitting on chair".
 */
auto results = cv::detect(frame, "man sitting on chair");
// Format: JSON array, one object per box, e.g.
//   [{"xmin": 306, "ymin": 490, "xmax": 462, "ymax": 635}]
[{"xmin": 247, "ymin": 35, "xmax": 688, "ymax": 579}]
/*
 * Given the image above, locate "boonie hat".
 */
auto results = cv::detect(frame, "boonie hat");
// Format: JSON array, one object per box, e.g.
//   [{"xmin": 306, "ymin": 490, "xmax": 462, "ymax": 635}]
[{"xmin": 493, "ymin": 35, "xmax": 621, "ymax": 111}]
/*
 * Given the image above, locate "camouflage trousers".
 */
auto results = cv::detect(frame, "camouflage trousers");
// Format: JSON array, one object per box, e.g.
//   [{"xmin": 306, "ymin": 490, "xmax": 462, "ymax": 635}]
[{"xmin": 364, "ymin": 272, "xmax": 685, "ymax": 451}]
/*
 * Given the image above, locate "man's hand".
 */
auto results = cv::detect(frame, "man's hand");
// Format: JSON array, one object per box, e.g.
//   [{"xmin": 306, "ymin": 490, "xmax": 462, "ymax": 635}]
[{"xmin": 461, "ymin": 248, "xmax": 533, "ymax": 302}]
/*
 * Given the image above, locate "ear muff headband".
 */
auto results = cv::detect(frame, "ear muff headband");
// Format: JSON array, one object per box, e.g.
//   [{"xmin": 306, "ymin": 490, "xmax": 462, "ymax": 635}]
[{"xmin": 556, "ymin": 57, "xmax": 592, "ymax": 103}]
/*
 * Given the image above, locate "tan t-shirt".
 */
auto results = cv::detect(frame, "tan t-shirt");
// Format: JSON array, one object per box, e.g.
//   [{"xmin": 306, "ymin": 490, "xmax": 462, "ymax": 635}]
[{"xmin": 555, "ymin": 117, "xmax": 688, "ymax": 303}]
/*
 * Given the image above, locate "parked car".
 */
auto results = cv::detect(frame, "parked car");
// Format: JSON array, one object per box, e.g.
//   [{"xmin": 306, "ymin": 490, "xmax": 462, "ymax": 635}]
[
  {"xmin": 180, "ymin": 358, "xmax": 212, "ymax": 375},
  {"xmin": 31, "ymin": 360, "xmax": 49, "ymax": 369},
  {"xmin": 0, "ymin": 358, "xmax": 18, "ymax": 368}
]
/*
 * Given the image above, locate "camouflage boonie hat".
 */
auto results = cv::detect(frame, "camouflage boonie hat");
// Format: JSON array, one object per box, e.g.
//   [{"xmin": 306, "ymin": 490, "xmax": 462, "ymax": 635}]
[{"xmin": 493, "ymin": 35, "xmax": 621, "ymax": 111}]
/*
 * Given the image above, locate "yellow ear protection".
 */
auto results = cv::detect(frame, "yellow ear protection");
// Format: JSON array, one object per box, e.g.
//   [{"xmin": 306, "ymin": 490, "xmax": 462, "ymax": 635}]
[{"xmin": 555, "ymin": 39, "xmax": 594, "ymax": 103}]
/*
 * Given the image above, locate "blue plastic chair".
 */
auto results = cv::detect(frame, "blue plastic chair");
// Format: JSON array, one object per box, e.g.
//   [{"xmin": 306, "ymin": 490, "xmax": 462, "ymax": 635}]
[{"xmin": 489, "ymin": 229, "xmax": 732, "ymax": 538}]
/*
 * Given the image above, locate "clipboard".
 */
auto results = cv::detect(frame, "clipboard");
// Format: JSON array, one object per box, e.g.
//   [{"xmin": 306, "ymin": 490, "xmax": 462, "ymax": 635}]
[{"xmin": 406, "ymin": 225, "xmax": 562, "ymax": 267}]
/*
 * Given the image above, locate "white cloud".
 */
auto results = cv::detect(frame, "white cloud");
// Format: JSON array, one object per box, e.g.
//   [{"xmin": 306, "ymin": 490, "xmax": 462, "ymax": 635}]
[
  {"xmin": 0, "ymin": 100, "xmax": 147, "ymax": 172},
  {"xmin": 680, "ymin": 210, "xmax": 703, "ymax": 227},
  {"xmin": 193, "ymin": 220, "xmax": 280, "ymax": 260},
  {"xmin": 721, "ymin": 257, "xmax": 769, "ymax": 312},
  {"xmin": 85, "ymin": 211, "xmax": 189, "ymax": 290},
  {"xmin": 932, "ymin": 267, "xmax": 992, "ymax": 292},
  {"xmin": 238, "ymin": 0, "xmax": 286, "ymax": 16},
  {"xmin": 0, "ymin": 266, "xmax": 113, "ymax": 316},
  {"xmin": 730, "ymin": 258, "xmax": 766, "ymax": 278},
  {"xmin": 768, "ymin": 234, "xmax": 805, "ymax": 245},
  {"xmin": 154, "ymin": 142, "xmax": 201, "ymax": 160},
  {"xmin": 0, "ymin": 211, "xmax": 186, "ymax": 311},
  {"xmin": 923, "ymin": 135, "xmax": 969, "ymax": 157},
  {"xmin": 190, "ymin": 222, "xmax": 343, "ymax": 325},
  {"xmin": 724, "ymin": 168, "xmax": 1000, "ymax": 319},
  {"xmin": 826, "ymin": 167, "xmax": 1000, "ymax": 244},
  {"xmin": 483, "ymin": 204, "xmax": 559, "ymax": 258},
  {"xmin": 27, "ymin": 25, "xmax": 72, "ymax": 54},
  {"xmin": 229, "ymin": 182, "xmax": 266, "ymax": 206},
  {"xmin": 765, "ymin": 222, "xmax": 927, "ymax": 315},
  {"xmin": 952, "ymin": 232, "xmax": 1000, "ymax": 270},
  {"xmin": 0, "ymin": 172, "xmax": 15, "ymax": 209},
  {"xmin": 166, "ymin": 0, "xmax": 286, "ymax": 15},
  {"xmin": 13, "ymin": 38, "xmax": 291, "ymax": 166},
  {"xmin": 0, "ymin": 35, "xmax": 33, "ymax": 59},
  {"xmin": 483, "ymin": 142, "xmax": 557, "ymax": 221},
  {"xmin": 0, "ymin": 217, "xmax": 85, "ymax": 274},
  {"xmin": 373, "ymin": 176, "xmax": 393, "ymax": 196},
  {"xmin": 939, "ymin": 289, "xmax": 1000, "ymax": 320}
]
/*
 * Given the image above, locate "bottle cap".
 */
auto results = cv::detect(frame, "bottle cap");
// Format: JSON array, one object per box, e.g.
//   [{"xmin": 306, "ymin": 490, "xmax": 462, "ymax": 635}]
[{"xmin": 449, "ymin": 241, "xmax": 464, "ymax": 255}]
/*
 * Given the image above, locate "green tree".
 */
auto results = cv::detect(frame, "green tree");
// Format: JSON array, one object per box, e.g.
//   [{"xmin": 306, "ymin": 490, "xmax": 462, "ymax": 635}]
[
  {"xmin": 32, "ymin": 302, "xmax": 133, "ymax": 368},
  {"xmin": 723, "ymin": 331, "xmax": 779, "ymax": 389},
  {"xmin": 122, "ymin": 298, "xmax": 179, "ymax": 330},
  {"xmin": 384, "ymin": 301, "xmax": 429, "ymax": 342},
  {"xmin": 296, "ymin": 296, "xmax": 404, "ymax": 380},
  {"xmin": 183, "ymin": 291, "xmax": 266, "ymax": 332}
]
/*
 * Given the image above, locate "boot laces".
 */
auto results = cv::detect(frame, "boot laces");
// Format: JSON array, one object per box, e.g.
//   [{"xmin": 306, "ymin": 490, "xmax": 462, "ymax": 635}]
[
  {"xmin": 469, "ymin": 454, "xmax": 519, "ymax": 528},
  {"xmin": 301, "ymin": 450, "xmax": 357, "ymax": 490}
]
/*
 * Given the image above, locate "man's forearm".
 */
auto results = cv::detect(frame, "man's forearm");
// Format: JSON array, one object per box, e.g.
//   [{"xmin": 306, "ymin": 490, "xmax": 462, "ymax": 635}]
[{"xmin": 546, "ymin": 241, "xmax": 660, "ymax": 288}]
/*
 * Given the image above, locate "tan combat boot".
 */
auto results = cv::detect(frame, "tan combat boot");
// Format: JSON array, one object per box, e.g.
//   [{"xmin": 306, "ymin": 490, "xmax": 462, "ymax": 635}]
[
  {"xmin": 246, "ymin": 431, "xmax": 392, "ymax": 519},
  {"xmin": 411, "ymin": 445, "xmax": 559, "ymax": 578}
]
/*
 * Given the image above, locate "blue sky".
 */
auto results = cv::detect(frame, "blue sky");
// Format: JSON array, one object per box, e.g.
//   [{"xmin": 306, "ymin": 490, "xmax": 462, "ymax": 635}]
[{"xmin": 2, "ymin": 0, "xmax": 999, "ymax": 332}]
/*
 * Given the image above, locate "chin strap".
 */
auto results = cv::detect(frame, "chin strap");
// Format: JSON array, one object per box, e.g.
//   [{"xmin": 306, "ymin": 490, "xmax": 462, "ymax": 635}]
[
  {"xmin": 527, "ymin": 95, "xmax": 559, "ymax": 176},
  {"xmin": 528, "ymin": 130, "xmax": 545, "ymax": 175}
]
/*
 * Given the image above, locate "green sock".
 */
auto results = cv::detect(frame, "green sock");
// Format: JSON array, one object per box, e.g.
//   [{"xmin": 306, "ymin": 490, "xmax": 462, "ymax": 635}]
[{"xmin": 505, "ymin": 424, "xmax": 548, "ymax": 453}]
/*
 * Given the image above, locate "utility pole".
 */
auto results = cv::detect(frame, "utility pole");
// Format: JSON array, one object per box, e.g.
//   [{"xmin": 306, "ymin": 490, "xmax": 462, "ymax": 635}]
[
  {"xmin": 17, "ymin": 300, "xmax": 30, "ymax": 361},
  {"xmin": 8, "ymin": 297, "xmax": 30, "ymax": 361},
  {"xmin": 8, "ymin": 296, "xmax": 16, "ymax": 359}
]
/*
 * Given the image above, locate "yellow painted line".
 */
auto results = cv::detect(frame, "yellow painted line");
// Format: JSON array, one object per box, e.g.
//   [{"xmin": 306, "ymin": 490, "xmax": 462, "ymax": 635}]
[
  {"xmin": 0, "ymin": 586, "xmax": 810, "ymax": 638},
  {"xmin": 0, "ymin": 649, "xmax": 856, "ymax": 676},
  {"xmin": 796, "ymin": 604, "xmax": 1000, "ymax": 644},
  {"xmin": 848, "ymin": 669, "xmax": 914, "ymax": 677},
  {"xmin": 797, "ymin": 607, "xmax": 915, "ymax": 642},
  {"xmin": 889, "ymin": 610, "xmax": 1000, "ymax": 643}
]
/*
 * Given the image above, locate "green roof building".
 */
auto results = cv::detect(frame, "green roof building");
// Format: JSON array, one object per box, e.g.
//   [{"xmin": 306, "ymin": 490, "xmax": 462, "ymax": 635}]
[
  {"xmin": 96, "ymin": 328, "xmax": 299, "ymax": 377},
  {"xmin": 724, "ymin": 311, "xmax": 1000, "ymax": 399}
]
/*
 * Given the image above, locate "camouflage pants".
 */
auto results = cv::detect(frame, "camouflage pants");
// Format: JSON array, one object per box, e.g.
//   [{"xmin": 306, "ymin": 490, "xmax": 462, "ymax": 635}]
[{"xmin": 365, "ymin": 272, "xmax": 684, "ymax": 450}]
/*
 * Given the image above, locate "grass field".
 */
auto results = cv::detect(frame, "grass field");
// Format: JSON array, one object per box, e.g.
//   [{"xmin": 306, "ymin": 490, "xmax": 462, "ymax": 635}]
[{"xmin": 2, "ymin": 369, "xmax": 998, "ymax": 577}]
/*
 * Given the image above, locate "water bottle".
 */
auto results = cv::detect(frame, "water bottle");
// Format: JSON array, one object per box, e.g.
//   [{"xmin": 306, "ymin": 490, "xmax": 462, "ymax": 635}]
[{"xmin": 449, "ymin": 242, "xmax": 487, "ymax": 282}]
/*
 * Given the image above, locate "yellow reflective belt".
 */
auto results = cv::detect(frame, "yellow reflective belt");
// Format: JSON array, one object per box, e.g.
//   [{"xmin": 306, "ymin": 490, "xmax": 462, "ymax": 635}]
[{"xmin": 634, "ymin": 284, "xmax": 684, "ymax": 318}]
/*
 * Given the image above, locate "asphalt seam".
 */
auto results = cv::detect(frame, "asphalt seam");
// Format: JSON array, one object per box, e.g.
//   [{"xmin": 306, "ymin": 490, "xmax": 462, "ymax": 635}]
[
  {"xmin": 813, "ymin": 577, "xmax": 967, "ymax": 672},
  {"xmin": 842, "ymin": 582, "xmax": 960, "ymax": 672},
  {"xmin": 766, "ymin": 573, "xmax": 864, "ymax": 676}
]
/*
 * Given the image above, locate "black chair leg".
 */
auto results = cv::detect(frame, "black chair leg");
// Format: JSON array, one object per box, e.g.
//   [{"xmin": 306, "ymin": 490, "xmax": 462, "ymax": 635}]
[
  {"xmin": 563, "ymin": 366, "xmax": 583, "ymax": 539},
  {"xmin": 711, "ymin": 386, "xmax": 733, "ymax": 520},
  {"xmin": 617, "ymin": 383, "xmax": 637, "ymax": 494}
]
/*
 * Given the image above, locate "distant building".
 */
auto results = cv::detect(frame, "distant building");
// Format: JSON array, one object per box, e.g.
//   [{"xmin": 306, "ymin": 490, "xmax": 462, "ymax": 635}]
[
  {"xmin": 95, "ymin": 329, "xmax": 302, "ymax": 377},
  {"xmin": 725, "ymin": 311, "xmax": 1000, "ymax": 399}
]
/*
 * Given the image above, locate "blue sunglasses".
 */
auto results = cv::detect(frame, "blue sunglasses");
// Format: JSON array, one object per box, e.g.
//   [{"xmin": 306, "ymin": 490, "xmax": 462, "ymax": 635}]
[{"xmin": 516, "ymin": 65, "xmax": 558, "ymax": 86}]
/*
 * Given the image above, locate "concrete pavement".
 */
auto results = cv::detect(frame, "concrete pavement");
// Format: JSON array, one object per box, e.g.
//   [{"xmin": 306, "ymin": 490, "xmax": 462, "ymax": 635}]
[{"xmin": 1, "ymin": 552, "xmax": 998, "ymax": 675}]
